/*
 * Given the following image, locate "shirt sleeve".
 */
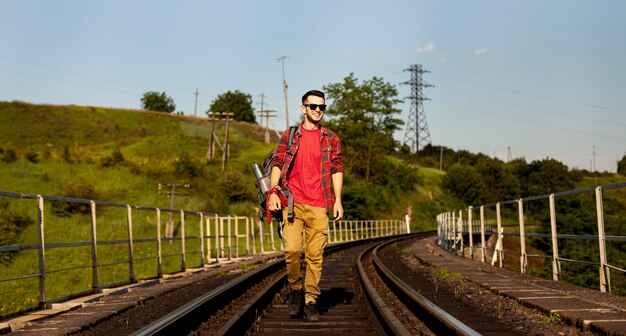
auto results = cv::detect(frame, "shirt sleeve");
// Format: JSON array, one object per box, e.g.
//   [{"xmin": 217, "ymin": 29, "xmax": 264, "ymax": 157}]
[
  {"xmin": 330, "ymin": 133, "xmax": 344, "ymax": 174},
  {"xmin": 270, "ymin": 128, "xmax": 291, "ymax": 169}
]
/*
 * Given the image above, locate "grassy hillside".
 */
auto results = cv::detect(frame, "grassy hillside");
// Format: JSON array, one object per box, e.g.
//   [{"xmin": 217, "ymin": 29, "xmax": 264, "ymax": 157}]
[
  {"xmin": 0, "ymin": 101, "xmax": 447, "ymax": 315},
  {"xmin": 0, "ymin": 101, "xmax": 445, "ymax": 225}
]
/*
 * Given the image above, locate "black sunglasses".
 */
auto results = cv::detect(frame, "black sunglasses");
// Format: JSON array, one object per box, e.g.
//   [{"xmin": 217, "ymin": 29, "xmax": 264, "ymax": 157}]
[{"xmin": 304, "ymin": 104, "xmax": 327, "ymax": 111}]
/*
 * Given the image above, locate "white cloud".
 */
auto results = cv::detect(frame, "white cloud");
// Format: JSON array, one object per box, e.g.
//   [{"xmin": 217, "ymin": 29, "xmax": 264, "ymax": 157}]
[
  {"xmin": 439, "ymin": 54, "xmax": 447, "ymax": 64},
  {"xmin": 474, "ymin": 48, "xmax": 489, "ymax": 56},
  {"xmin": 417, "ymin": 42, "xmax": 436, "ymax": 53}
]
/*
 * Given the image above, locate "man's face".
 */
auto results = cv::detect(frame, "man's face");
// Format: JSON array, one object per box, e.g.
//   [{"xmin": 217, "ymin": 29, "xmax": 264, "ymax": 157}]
[{"xmin": 301, "ymin": 95, "xmax": 325, "ymax": 123}]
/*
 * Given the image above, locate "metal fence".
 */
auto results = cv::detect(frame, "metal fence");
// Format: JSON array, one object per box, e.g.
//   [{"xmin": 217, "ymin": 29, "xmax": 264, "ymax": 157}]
[
  {"xmin": 0, "ymin": 190, "xmax": 407, "ymax": 315},
  {"xmin": 437, "ymin": 181, "xmax": 626, "ymax": 293}
]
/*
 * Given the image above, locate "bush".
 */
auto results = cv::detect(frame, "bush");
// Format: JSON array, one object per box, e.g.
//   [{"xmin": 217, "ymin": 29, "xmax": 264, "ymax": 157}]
[
  {"xmin": 51, "ymin": 179, "xmax": 99, "ymax": 217},
  {"xmin": 0, "ymin": 201, "xmax": 34, "ymax": 264},
  {"xmin": 100, "ymin": 148, "xmax": 125, "ymax": 167},
  {"xmin": 1, "ymin": 148, "xmax": 17, "ymax": 163},
  {"xmin": 62, "ymin": 146, "xmax": 73, "ymax": 163},
  {"xmin": 175, "ymin": 152, "xmax": 200, "ymax": 178},
  {"xmin": 26, "ymin": 150, "xmax": 39, "ymax": 163},
  {"xmin": 217, "ymin": 170, "xmax": 255, "ymax": 202}
]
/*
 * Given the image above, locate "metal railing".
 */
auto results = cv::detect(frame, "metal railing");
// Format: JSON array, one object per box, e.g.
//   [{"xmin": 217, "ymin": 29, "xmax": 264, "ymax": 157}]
[
  {"xmin": 0, "ymin": 190, "xmax": 407, "ymax": 316},
  {"xmin": 437, "ymin": 181, "xmax": 626, "ymax": 293}
]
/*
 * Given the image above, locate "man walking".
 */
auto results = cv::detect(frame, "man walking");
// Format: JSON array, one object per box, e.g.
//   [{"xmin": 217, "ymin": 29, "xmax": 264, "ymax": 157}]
[{"xmin": 267, "ymin": 89, "xmax": 344, "ymax": 322}]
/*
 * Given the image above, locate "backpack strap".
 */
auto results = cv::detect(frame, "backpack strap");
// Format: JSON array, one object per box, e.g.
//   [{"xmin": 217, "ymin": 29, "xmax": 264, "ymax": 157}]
[{"xmin": 285, "ymin": 125, "xmax": 297, "ymax": 222}]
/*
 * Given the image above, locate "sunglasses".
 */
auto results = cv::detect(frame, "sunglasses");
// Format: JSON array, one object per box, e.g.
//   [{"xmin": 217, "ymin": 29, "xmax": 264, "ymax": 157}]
[{"xmin": 304, "ymin": 104, "xmax": 327, "ymax": 111}]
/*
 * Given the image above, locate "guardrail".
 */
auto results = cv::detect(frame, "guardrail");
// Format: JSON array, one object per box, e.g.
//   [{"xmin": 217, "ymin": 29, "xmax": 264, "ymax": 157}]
[
  {"xmin": 437, "ymin": 181, "xmax": 626, "ymax": 294},
  {"xmin": 0, "ymin": 190, "xmax": 407, "ymax": 317}
]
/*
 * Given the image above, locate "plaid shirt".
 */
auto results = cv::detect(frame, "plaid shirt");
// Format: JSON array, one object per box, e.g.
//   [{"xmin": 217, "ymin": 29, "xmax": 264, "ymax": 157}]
[{"xmin": 271, "ymin": 124, "xmax": 343, "ymax": 212}]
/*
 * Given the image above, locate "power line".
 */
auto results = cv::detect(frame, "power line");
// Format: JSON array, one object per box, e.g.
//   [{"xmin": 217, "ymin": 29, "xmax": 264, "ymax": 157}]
[{"xmin": 439, "ymin": 75, "xmax": 626, "ymax": 114}]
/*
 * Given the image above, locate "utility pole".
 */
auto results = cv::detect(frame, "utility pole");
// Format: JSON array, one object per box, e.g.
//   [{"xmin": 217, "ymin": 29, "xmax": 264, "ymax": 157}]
[
  {"xmin": 158, "ymin": 183, "xmax": 191, "ymax": 238},
  {"xmin": 277, "ymin": 55, "xmax": 290, "ymax": 127},
  {"xmin": 193, "ymin": 88, "xmax": 199, "ymax": 116},
  {"xmin": 402, "ymin": 64, "xmax": 433, "ymax": 157},
  {"xmin": 593, "ymin": 145, "xmax": 598, "ymax": 186},
  {"xmin": 258, "ymin": 93, "xmax": 277, "ymax": 144},
  {"xmin": 439, "ymin": 146, "xmax": 444, "ymax": 170},
  {"xmin": 206, "ymin": 112, "xmax": 233, "ymax": 170}
]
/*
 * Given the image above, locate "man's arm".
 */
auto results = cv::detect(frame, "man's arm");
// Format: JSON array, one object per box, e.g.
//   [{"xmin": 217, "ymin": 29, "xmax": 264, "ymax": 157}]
[
  {"xmin": 267, "ymin": 166, "xmax": 282, "ymax": 211},
  {"xmin": 332, "ymin": 172, "xmax": 344, "ymax": 221}
]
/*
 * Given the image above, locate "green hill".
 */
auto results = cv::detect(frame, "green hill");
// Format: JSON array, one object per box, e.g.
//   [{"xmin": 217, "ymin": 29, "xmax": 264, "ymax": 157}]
[{"xmin": 0, "ymin": 101, "xmax": 446, "ymax": 225}]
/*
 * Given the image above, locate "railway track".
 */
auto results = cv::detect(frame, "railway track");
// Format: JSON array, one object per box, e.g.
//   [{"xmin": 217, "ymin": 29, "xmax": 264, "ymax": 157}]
[
  {"xmin": 8, "ymin": 231, "xmax": 610, "ymax": 335},
  {"xmin": 129, "ymin": 232, "xmax": 514, "ymax": 336}
]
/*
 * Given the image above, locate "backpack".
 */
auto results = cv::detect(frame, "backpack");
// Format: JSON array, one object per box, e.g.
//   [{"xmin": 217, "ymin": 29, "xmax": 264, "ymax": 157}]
[{"xmin": 253, "ymin": 126, "xmax": 297, "ymax": 223}]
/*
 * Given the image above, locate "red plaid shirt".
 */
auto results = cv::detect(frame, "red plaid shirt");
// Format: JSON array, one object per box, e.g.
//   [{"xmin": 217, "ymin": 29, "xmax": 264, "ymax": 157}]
[{"xmin": 271, "ymin": 124, "xmax": 343, "ymax": 212}]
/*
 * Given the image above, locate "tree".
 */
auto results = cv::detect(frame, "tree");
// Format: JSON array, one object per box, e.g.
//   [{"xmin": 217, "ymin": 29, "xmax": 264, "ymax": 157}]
[
  {"xmin": 323, "ymin": 73, "xmax": 404, "ymax": 181},
  {"xmin": 208, "ymin": 90, "xmax": 256, "ymax": 123},
  {"xmin": 141, "ymin": 91, "xmax": 176, "ymax": 113},
  {"xmin": 618, "ymin": 154, "xmax": 626, "ymax": 175},
  {"xmin": 442, "ymin": 165, "xmax": 483, "ymax": 205}
]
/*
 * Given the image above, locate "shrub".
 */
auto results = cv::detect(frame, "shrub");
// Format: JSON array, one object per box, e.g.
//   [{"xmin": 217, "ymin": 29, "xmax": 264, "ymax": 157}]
[
  {"xmin": 1, "ymin": 148, "xmax": 17, "ymax": 163},
  {"xmin": 26, "ymin": 150, "xmax": 39, "ymax": 163},
  {"xmin": 100, "ymin": 148, "xmax": 125, "ymax": 167},
  {"xmin": 51, "ymin": 179, "xmax": 99, "ymax": 217},
  {"xmin": 217, "ymin": 170, "xmax": 254, "ymax": 202},
  {"xmin": 175, "ymin": 152, "xmax": 200, "ymax": 178},
  {"xmin": 0, "ymin": 201, "xmax": 34, "ymax": 265}
]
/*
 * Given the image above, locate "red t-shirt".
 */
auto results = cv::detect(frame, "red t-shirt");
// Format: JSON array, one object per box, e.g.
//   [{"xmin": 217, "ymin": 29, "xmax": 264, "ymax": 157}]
[{"xmin": 288, "ymin": 127, "xmax": 325, "ymax": 207}]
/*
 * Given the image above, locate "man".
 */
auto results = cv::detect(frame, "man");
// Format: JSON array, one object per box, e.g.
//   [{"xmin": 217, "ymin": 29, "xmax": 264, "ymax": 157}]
[{"xmin": 267, "ymin": 89, "xmax": 344, "ymax": 322}]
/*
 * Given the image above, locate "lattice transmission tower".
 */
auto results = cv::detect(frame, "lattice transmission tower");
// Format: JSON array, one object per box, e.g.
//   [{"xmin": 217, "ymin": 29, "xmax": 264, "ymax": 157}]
[{"xmin": 403, "ymin": 64, "xmax": 433, "ymax": 155}]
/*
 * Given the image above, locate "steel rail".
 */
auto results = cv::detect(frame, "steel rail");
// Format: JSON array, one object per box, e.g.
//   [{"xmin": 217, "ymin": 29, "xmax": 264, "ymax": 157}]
[
  {"xmin": 356, "ymin": 244, "xmax": 412, "ymax": 335},
  {"xmin": 130, "ymin": 238, "xmax": 381, "ymax": 335},
  {"xmin": 371, "ymin": 235, "xmax": 481, "ymax": 336},
  {"xmin": 131, "ymin": 257, "xmax": 285, "ymax": 336}
]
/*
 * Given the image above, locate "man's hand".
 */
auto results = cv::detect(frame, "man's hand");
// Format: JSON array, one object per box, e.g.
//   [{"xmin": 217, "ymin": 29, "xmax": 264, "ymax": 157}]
[
  {"xmin": 333, "ymin": 199, "xmax": 344, "ymax": 222},
  {"xmin": 267, "ymin": 193, "xmax": 282, "ymax": 211}
]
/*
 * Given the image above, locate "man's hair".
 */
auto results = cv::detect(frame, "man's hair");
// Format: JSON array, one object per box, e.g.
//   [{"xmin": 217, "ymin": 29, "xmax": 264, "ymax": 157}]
[{"xmin": 302, "ymin": 90, "xmax": 325, "ymax": 104}]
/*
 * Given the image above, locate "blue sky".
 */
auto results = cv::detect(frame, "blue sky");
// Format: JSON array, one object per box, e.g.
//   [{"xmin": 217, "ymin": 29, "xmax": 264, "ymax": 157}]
[{"xmin": 1, "ymin": 1, "xmax": 625, "ymax": 172}]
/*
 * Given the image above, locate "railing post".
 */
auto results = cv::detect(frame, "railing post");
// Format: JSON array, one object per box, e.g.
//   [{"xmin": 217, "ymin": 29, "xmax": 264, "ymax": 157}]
[
  {"xmin": 126, "ymin": 205, "xmax": 135, "ymax": 282},
  {"xmin": 518, "ymin": 199, "xmax": 528, "ymax": 274},
  {"xmin": 156, "ymin": 208, "xmax": 163, "ymax": 278},
  {"xmin": 215, "ymin": 215, "xmax": 221, "ymax": 262},
  {"xmin": 199, "ymin": 213, "xmax": 205, "ymax": 267},
  {"xmin": 205, "ymin": 216, "xmax": 212, "ymax": 263},
  {"xmin": 405, "ymin": 213, "xmax": 411, "ymax": 233},
  {"xmin": 596, "ymin": 186, "xmax": 611, "ymax": 292},
  {"xmin": 180, "ymin": 210, "xmax": 186, "ymax": 271},
  {"xmin": 227, "ymin": 216, "xmax": 232, "ymax": 260},
  {"xmin": 492, "ymin": 202, "xmax": 503, "ymax": 267},
  {"xmin": 350, "ymin": 221, "xmax": 354, "ymax": 241},
  {"xmin": 452, "ymin": 211, "xmax": 457, "ymax": 254},
  {"xmin": 37, "ymin": 195, "xmax": 46, "ymax": 308},
  {"xmin": 549, "ymin": 194, "xmax": 561, "ymax": 281},
  {"xmin": 468, "ymin": 206, "xmax": 474, "ymax": 260},
  {"xmin": 245, "ymin": 217, "xmax": 250, "ymax": 256},
  {"xmin": 251, "ymin": 218, "xmax": 257, "ymax": 254},
  {"xmin": 259, "ymin": 216, "xmax": 265, "ymax": 254},
  {"xmin": 235, "ymin": 216, "xmax": 239, "ymax": 258},
  {"xmin": 269, "ymin": 218, "xmax": 275, "ymax": 251},
  {"xmin": 219, "ymin": 217, "xmax": 224, "ymax": 259},
  {"xmin": 458, "ymin": 210, "xmax": 464, "ymax": 257},
  {"xmin": 89, "ymin": 200, "xmax": 99, "ymax": 290}
]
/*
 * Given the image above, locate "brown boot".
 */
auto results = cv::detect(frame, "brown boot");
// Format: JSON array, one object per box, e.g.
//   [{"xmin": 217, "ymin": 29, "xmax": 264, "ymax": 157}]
[
  {"xmin": 303, "ymin": 302, "xmax": 320, "ymax": 322},
  {"xmin": 288, "ymin": 290, "xmax": 303, "ymax": 316}
]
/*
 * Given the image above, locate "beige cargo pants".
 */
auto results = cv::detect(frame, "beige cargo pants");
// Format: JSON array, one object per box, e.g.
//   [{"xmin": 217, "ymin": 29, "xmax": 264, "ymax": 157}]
[{"xmin": 282, "ymin": 203, "xmax": 329, "ymax": 304}]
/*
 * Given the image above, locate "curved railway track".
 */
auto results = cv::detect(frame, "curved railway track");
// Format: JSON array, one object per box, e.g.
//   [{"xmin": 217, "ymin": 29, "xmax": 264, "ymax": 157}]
[{"xmin": 127, "ymin": 232, "xmax": 522, "ymax": 335}]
